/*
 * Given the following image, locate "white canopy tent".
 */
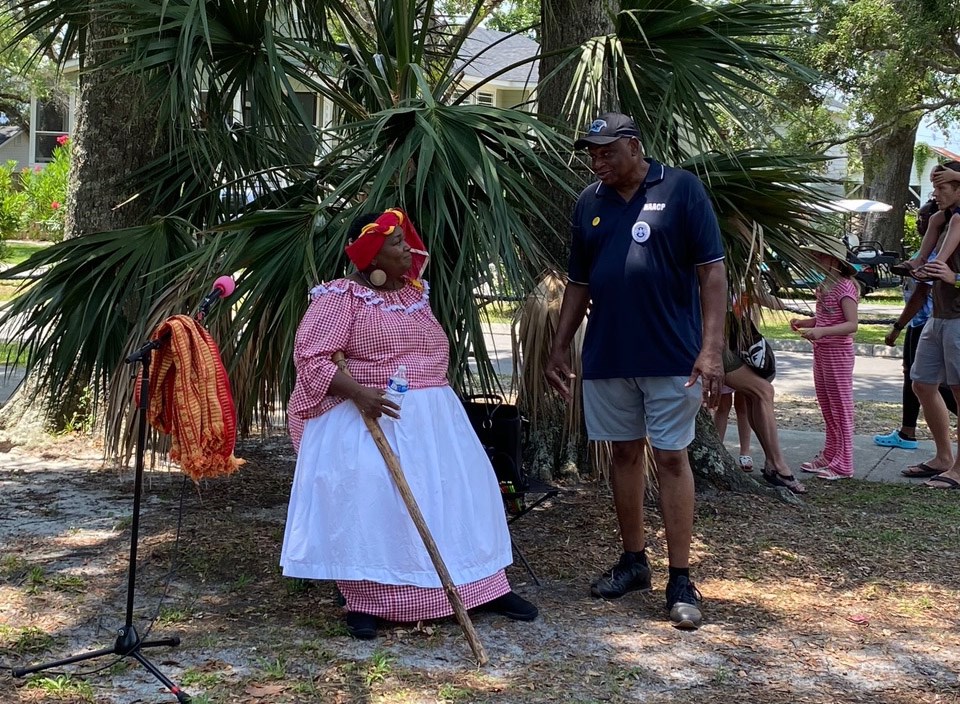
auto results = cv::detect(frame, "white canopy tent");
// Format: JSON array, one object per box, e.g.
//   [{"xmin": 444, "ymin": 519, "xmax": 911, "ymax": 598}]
[{"xmin": 812, "ymin": 199, "xmax": 894, "ymax": 214}]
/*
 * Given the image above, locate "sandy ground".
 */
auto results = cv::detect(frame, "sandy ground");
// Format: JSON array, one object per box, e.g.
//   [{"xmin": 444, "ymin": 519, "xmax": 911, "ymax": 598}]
[{"xmin": 1, "ymin": 427, "xmax": 958, "ymax": 704}]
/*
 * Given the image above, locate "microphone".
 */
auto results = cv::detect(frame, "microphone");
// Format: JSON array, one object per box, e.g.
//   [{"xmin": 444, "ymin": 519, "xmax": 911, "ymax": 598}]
[{"xmin": 197, "ymin": 275, "xmax": 236, "ymax": 318}]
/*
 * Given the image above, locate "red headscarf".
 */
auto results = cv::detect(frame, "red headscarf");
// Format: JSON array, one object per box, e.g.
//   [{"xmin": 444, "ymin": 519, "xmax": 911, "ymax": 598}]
[{"xmin": 344, "ymin": 208, "xmax": 429, "ymax": 282}]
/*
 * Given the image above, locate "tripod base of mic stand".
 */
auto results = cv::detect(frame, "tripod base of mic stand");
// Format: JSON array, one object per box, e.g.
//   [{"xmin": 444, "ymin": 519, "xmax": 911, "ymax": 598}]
[{"xmin": 12, "ymin": 624, "xmax": 192, "ymax": 703}]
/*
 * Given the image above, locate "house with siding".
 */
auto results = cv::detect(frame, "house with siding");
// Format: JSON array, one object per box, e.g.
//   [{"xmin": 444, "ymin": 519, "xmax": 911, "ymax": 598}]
[{"xmin": 0, "ymin": 29, "xmax": 538, "ymax": 170}]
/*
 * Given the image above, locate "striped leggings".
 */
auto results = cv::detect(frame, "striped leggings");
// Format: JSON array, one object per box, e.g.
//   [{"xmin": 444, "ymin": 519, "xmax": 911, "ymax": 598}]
[{"xmin": 813, "ymin": 344, "xmax": 855, "ymax": 476}]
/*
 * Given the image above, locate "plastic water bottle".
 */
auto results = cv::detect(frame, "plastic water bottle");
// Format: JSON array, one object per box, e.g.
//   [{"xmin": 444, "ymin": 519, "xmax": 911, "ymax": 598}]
[{"xmin": 383, "ymin": 365, "xmax": 408, "ymax": 421}]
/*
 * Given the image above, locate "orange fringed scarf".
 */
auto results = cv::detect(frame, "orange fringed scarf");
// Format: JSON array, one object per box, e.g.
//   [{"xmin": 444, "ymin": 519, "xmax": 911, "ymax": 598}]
[{"xmin": 141, "ymin": 315, "xmax": 244, "ymax": 482}]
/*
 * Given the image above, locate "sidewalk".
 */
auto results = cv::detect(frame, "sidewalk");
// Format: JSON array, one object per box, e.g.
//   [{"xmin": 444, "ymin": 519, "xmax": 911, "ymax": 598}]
[
  {"xmin": 727, "ymin": 429, "xmax": 933, "ymax": 487},
  {"xmin": 0, "ymin": 319, "xmax": 930, "ymax": 487}
]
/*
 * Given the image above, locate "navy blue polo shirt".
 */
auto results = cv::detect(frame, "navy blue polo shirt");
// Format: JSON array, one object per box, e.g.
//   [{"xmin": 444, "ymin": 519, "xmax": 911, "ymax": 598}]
[{"xmin": 568, "ymin": 159, "xmax": 724, "ymax": 379}]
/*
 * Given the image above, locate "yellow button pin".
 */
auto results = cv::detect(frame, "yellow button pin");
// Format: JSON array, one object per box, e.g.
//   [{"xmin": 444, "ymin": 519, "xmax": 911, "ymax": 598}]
[{"xmin": 592, "ymin": 216, "xmax": 600, "ymax": 227}]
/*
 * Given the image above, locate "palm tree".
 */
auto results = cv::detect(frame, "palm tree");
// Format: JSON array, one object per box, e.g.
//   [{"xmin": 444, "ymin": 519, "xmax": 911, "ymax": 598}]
[{"xmin": 3, "ymin": 0, "xmax": 836, "ymax": 478}]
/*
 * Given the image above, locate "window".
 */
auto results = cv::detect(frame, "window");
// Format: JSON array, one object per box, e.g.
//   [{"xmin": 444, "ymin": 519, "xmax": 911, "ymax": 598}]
[
  {"xmin": 34, "ymin": 100, "xmax": 69, "ymax": 163},
  {"xmin": 476, "ymin": 91, "xmax": 495, "ymax": 107},
  {"xmin": 291, "ymin": 91, "xmax": 319, "ymax": 164}
]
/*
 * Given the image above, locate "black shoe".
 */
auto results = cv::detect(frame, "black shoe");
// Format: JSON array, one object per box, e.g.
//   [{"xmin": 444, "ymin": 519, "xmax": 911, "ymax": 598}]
[
  {"xmin": 665, "ymin": 575, "xmax": 702, "ymax": 630},
  {"xmin": 480, "ymin": 591, "xmax": 538, "ymax": 621},
  {"xmin": 345, "ymin": 611, "xmax": 378, "ymax": 639},
  {"xmin": 590, "ymin": 553, "xmax": 652, "ymax": 599}
]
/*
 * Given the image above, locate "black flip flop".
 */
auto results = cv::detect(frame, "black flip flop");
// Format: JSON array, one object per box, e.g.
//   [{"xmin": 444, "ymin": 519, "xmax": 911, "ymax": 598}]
[
  {"xmin": 924, "ymin": 475, "xmax": 960, "ymax": 490},
  {"xmin": 901, "ymin": 462, "xmax": 943, "ymax": 478},
  {"xmin": 762, "ymin": 468, "xmax": 807, "ymax": 495}
]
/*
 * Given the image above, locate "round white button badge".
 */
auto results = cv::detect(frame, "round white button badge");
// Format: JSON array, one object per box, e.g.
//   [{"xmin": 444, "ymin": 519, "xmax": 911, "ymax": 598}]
[{"xmin": 631, "ymin": 220, "xmax": 651, "ymax": 243}]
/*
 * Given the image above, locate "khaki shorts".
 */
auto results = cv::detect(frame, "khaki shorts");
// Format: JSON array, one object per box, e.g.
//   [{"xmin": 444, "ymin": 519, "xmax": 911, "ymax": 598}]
[
  {"xmin": 722, "ymin": 347, "xmax": 744, "ymax": 374},
  {"xmin": 582, "ymin": 376, "xmax": 701, "ymax": 451},
  {"xmin": 910, "ymin": 318, "xmax": 960, "ymax": 386}
]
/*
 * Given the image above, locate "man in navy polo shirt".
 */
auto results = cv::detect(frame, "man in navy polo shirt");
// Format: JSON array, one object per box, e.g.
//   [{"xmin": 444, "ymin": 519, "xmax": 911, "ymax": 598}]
[{"xmin": 546, "ymin": 113, "xmax": 726, "ymax": 629}]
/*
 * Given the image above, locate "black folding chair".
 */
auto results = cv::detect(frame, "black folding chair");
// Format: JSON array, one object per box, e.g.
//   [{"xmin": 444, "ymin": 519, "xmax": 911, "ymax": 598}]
[{"xmin": 462, "ymin": 394, "xmax": 559, "ymax": 585}]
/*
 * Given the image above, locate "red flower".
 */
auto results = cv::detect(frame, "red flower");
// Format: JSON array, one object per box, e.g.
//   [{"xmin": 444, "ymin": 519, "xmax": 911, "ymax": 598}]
[
  {"xmin": 51, "ymin": 202, "xmax": 60, "ymax": 210},
  {"xmin": 56, "ymin": 135, "xmax": 69, "ymax": 146}
]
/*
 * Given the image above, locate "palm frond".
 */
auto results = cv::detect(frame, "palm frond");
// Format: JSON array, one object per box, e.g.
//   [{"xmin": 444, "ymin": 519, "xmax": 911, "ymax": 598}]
[
  {"xmin": 685, "ymin": 150, "xmax": 841, "ymax": 296},
  {"xmin": 0, "ymin": 219, "xmax": 198, "ymax": 425},
  {"xmin": 568, "ymin": 0, "xmax": 817, "ymax": 161}
]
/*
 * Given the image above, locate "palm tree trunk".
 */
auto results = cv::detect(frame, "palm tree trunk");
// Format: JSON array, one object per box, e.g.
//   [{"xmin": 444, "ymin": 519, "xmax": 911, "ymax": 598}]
[
  {"xmin": 538, "ymin": 0, "xmax": 616, "ymax": 125},
  {"xmin": 859, "ymin": 119, "xmax": 920, "ymax": 255},
  {"xmin": 535, "ymin": 0, "xmax": 617, "ymax": 266},
  {"xmin": 6, "ymin": 15, "xmax": 169, "ymax": 432},
  {"xmin": 64, "ymin": 16, "xmax": 166, "ymax": 238}
]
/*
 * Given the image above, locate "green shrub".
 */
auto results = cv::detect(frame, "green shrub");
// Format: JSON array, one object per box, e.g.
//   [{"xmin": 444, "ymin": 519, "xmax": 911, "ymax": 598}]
[
  {"xmin": 903, "ymin": 207, "xmax": 921, "ymax": 255},
  {"xmin": 0, "ymin": 161, "xmax": 21, "ymax": 252},
  {"xmin": 16, "ymin": 137, "xmax": 70, "ymax": 242}
]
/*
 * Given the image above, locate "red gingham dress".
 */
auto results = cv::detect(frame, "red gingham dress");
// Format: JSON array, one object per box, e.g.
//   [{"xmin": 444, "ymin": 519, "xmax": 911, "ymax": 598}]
[{"xmin": 281, "ymin": 279, "xmax": 512, "ymax": 621}]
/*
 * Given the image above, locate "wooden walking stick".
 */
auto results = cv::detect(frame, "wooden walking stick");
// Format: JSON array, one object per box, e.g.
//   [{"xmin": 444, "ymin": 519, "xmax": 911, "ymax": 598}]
[{"xmin": 332, "ymin": 352, "xmax": 488, "ymax": 666}]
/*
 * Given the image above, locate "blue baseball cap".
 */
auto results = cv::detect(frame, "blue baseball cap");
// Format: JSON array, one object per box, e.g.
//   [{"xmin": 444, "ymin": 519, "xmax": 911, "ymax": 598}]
[{"xmin": 574, "ymin": 112, "xmax": 642, "ymax": 149}]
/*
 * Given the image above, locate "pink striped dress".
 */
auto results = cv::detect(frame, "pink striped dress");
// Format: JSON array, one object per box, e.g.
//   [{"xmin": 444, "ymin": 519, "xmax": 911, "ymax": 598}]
[{"xmin": 811, "ymin": 277, "xmax": 858, "ymax": 476}]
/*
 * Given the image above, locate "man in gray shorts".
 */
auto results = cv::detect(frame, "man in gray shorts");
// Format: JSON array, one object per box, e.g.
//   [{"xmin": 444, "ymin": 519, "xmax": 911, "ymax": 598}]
[
  {"xmin": 909, "ymin": 192, "xmax": 960, "ymax": 489},
  {"xmin": 545, "ymin": 113, "xmax": 726, "ymax": 628}
]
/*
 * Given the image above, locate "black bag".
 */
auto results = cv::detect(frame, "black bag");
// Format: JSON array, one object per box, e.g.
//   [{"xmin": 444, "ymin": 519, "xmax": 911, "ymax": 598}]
[
  {"xmin": 728, "ymin": 316, "xmax": 776, "ymax": 380},
  {"xmin": 461, "ymin": 394, "xmax": 528, "ymax": 509}
]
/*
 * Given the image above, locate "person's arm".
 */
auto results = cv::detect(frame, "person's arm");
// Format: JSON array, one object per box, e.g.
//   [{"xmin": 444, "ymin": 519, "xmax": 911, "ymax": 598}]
[
  {"xmin": 790, "ymin": 316, "xmax": 815, "ymax": 330},
  {"xmin": 920, "ymin": 259, "xmax": 957, "ymax": 285},
  {"xmin": 800, "ymin": 285, "xmax": 858, "ymax": 340},
  {"xmin": 291, "ymin": 288, "xmax": 399, "ymax": 421},
  {"xmin": 884, "ymin": 283, "xmax": 930, "ymax": 346},
  {"xmin": 928, "ymin": 216, "xmax": 960, "ymax": 264},
  {"xmin": 685, "ymin": 181, "xmax": 727, "ymax": 408},
  {"xmin": 690, "ymin": 260, "xmax": 727, "ymax": 408},
  {"xmin": 545, "ymin": 283, "xmax": 590, "ymax": 401},
  {"xmin": 328, "ymin": 371, "xmax": 400, "ymax": 419},
  {"xmin": 913, "ymin": 210, "xmax": 947, "ymax": 264},
  {"xmin": 931, "ymin": 169, "xmax": 960, "ymax": 187}
]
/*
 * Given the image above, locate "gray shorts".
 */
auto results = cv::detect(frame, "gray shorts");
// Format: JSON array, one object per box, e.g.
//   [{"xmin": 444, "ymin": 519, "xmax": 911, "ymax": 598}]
[
  {"xmin": 911, "ymin": 318, "xmax": 960, "ymax": 386},
  {"xmin": 582, "ymin": 376, "xmax": 702, "ymax": 450}
]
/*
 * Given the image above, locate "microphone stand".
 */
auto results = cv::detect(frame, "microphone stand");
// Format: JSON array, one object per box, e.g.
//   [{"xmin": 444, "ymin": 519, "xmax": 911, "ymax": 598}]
[{"xmin": 9, "ymin": 292, "xmax": 230, "ymax": 702}]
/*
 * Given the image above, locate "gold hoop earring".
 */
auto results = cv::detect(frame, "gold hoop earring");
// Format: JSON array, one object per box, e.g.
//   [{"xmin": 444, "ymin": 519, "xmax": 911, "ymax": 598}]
[{"xmin": 368, "ymin": 269, "xmax": 387, "ymax": 287}]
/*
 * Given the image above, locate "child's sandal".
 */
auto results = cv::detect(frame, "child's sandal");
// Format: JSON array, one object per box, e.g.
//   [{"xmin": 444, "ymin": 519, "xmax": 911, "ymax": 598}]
[{"xmin": 738, "ymin": 455, "xmax": 754, "ymax": 472}]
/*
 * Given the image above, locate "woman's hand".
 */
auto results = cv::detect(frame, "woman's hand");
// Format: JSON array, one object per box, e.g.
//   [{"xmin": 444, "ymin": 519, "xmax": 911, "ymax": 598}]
[
  {"xmin": 789, "ymin": 318, "xmax": 807, "ymax": 332},
  {"xmin": 352, "ymin": 386, "xmax": 401, "ymax": 419},
  {"xmin": 800, "ymin": 328, "xmax": 823, "ymax": 341},
  {"xmin": 919, "ymin": 259, "xmax": 957, "ymax": 284}
]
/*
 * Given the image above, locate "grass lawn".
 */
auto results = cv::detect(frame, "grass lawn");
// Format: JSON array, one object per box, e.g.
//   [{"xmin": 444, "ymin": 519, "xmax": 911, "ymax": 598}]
[
  {"xmin": 480, "ymin": 302, "xmax": 518, "ymax": 325},
  {"xmin": 2, "ymin": 241, "xmax": 48, "ymax": 268},
  {"xmin": 758, "ymin": 313, "xmax": 890, "ymax": 345},
  {"xmin": 0, "ymin": 342, "xmax": 27, "ymax": 365},
  {"xmin": 0, "ymin": 242, "xmax": 47, "ymax": 304},
  {"xmin": 782, "ymin": 289, "xmax": 903, "ymax": 306}
]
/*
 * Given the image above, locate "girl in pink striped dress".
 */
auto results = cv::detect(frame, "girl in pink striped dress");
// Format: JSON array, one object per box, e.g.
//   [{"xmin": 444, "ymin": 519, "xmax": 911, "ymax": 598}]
[{"xmin": 791, "ymin": 240, "xmax": 860, "ymax": 480}]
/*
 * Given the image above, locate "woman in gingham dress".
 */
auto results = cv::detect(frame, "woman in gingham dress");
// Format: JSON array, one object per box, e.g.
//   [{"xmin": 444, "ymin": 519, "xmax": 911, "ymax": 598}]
[
  {"xmin": 281, "ymin": 209, "xmax": 537, "ymax": 639},
  {"xmin": 790, "ymin": 239, "xmax": 859, "ymax": 480}
]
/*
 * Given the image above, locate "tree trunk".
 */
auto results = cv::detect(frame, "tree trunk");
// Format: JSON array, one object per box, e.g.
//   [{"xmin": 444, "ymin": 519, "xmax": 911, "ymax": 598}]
[
  {"xmin": 538, "ymin": 0, "xmax": 616, "ymax": 127},
  {"xmin": 64, "ymin": 19, "xmax": 164, "ymax": 239},
  {"xmin": 535, "ymin": 0, "xmax": 616, "ymax": 266},
  {"xmin": 4, "ymin": 16, "xmax": 166, "ymax": 432},
  {"xmin": 859, "ymin": 119, "xmax": 920, "ymax": 255},
  {"xmin": 687, "ymin": 408, "xmax": 798, "ymax": 501}
]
